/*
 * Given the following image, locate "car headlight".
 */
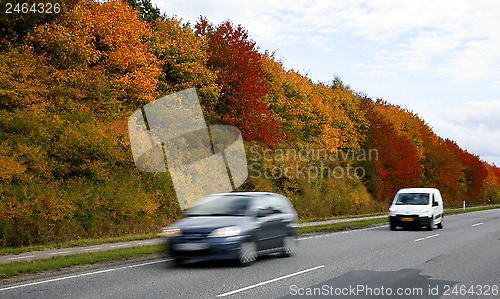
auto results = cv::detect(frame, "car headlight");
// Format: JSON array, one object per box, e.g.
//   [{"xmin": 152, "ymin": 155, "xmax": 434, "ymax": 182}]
[
  {"xmin": 389, "ymin": 207, "xmax": 396, "ymax": 212},
  {"xmin": 420, "ymin": 208, "xmax": 429, "ymax": 213},
  {"xmin": 208, "ymin": 226, "xmax": 241, "ymax": 238},
  {"xmin": 160, "ymin": 227, "xmax": 181, "ymax": 238}
]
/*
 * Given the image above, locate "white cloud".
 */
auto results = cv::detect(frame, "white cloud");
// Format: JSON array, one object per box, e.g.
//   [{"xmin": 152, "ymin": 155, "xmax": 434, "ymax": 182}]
[
  {"xmin": 424, "ymin": 100, "xmax": 500, "ymax": 165},
  {"xmin": 157, "ymin": 0, "xmax": 500, "ymax": 83},
  {"xmin": 156, "ymin": 0, "xmax": 500, "ymax": 164}
]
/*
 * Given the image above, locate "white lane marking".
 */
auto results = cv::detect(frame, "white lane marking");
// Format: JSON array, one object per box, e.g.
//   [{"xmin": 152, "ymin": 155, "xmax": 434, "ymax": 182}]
[
  {"xmin": 82, "ymin": 246, "xmax": 102, "ymax": 251},
  {"xmin": 0, "ymin": 259, "xmax": 170, "ymax": 292},
  {"xmin": 217, "ymin": 265, "xmax": 325, "ymax": 297},
  {"xmin": 49, "ymin": 251, "xmax": 71, "ymax": 255},
  {"xmin": 472, "ymin": 222, "xmax": 483, "ymax": 227},
  {"xmin": 7, "ymin": 255, "xmax": 36, "ymax": 260},
  {"xmin": 415, "ymin": 234, "xmax": 439, "ymax": 242},
  {"xmin": 110, "ymin": 244, "xmax": 126, "ymax": 248}
]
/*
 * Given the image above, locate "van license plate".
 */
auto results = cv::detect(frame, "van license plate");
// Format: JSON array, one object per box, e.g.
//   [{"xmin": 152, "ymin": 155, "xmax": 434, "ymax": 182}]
[
  {"xmin": 401, "ymin": 217, "xmax": 413, "ymax": 222},
  {"xmin": 175, "ymin": 243, "xmax": 208, "ymax": 251}
]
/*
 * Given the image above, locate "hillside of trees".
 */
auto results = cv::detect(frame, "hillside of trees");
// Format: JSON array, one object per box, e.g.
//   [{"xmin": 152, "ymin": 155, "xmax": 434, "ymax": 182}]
[{"xmin": 1, "ymin": 0, "xmax": 500, "ymax": 247}]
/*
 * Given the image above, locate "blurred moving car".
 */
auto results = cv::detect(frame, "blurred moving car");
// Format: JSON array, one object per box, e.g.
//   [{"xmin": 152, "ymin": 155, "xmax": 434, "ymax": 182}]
[
  {"xmin": 389, "ymin": 188, "xmax": 444, "ymax": 231},
  {"xmin": 161, "ymin": 192, "xmax": 299, "ymax": 266}
]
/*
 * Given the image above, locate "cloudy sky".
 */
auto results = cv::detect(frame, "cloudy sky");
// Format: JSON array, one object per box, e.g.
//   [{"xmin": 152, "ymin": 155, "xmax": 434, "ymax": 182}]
[{"xmin": 156, "ymin": 0, "xmax": 500, "ymax": 165}]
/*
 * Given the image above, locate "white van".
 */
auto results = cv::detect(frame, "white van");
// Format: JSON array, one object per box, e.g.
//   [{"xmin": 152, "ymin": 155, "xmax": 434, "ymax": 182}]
[{"xmin": 389, "ymin": 188, "xmax": 444, "ymax": 231}]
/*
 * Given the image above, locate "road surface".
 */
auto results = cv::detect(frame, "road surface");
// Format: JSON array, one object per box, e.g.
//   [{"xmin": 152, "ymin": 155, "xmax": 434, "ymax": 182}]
[{"xmin": 1, "ymin": 209, "xmax": 499, "ymax": 298}]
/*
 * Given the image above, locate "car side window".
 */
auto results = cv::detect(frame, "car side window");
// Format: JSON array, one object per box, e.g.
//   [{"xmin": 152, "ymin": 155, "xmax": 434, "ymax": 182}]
[
  {"xmin": 251, "ymin": 197, "xmax": 268, "ymax": 213},
  {"xmin": 270, "ymin": 196, "xmax": 287, "ymax": 214},
  {"xmin": 432, "ymin": 193, "xmax": 439, "ymax": 206}
]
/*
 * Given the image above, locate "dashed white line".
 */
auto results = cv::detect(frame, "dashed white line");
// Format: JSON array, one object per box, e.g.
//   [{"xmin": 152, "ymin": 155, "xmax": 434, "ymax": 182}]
[
  {"xmin": 82, "ymin": 247, "xmax": 102, "ymax": 251},
  {"xmin": 7, "ymin": 255, "xmax": 35, "ymax": 260},
  {"xmin": 0, "ymin": 259, "xmax": 170, "ymax": 292},
  {"xmin": 49, "ymin": 251, "xmax": 71, "ymax": 255},
  {"xmin": 471, "ymin": 222, "xmax": 483, "ymax": 227},
  {"xmin": 217, "ymin": 265, "xmax": 325, "ymax": 297},
  {"xmin": 415, "ymin": 234, "xmax": 439, "ymax": 242},
  {"xmin": 110, "ymin": 244, "xmax": 127, "ymax": 248}
]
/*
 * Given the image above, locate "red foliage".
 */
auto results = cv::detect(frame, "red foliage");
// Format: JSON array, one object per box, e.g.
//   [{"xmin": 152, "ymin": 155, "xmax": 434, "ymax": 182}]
[
  {"xmin": 358, "ymin": 97, "xmax": 422, "ymax": 201},
  {"xmin": 444, "ymin": 140, "xmax": 488, "ymax": 201},
  {"xmin": 195, "ymin": 17, "xmax": 281, "ymax": 147}
]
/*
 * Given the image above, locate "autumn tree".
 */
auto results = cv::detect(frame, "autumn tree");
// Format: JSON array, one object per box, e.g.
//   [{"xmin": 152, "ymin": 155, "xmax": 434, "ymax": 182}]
[
  {"xmin": 445, "ymin": 140, "xmax": 488, "ymax": 201},
  {"xmin": 29, "ymin": 0, "xmax": 162, "ymax": 111},
  {"xmin": 151, "ymin": 17, "xmax": 221, "ymax": 121},
  {"xmin": 357, "ymin": 97, "xmax": 422, "ymax": 201},
  {"xmin": 126, "ymin": 0, "xmax": 161, "ymax": 22},
  {"xmin": 195, "ymin": 17, "xmax": 281, "ymax": 146}
]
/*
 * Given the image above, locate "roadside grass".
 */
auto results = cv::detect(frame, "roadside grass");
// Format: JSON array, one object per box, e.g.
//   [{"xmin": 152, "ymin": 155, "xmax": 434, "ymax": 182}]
[
  {"xmin": 444, "ymin": 204, "xmax": 500, "ymax": 215},
  {"xmin": 298, "ymin": 218, "xmax": 388, "ymax": 235},
  {"xmin": 0, "ymin": 244, "xmax": 163, "ymax": 280},
  {"xmin": 298, "ymin": 212, "xmax": 387, "ymax": 223},
  {"xmin": 1, "ymin": 204, "xmax": 499, "ymax": 280},
  {"xmin": 0, "ymin": 233, "xmax": 159, "ymax": 256}
]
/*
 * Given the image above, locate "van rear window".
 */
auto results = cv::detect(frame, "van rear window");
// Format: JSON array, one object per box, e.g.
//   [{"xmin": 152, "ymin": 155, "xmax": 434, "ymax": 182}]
[{"xmin": 395, "ymin": 193, "xmax": 430, "ymax": 205}]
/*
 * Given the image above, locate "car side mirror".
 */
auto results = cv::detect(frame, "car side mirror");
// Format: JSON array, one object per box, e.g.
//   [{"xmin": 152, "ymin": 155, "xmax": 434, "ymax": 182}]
[
  {"xmin": 433, "ymin": 201, "xmax": 439, "ymax": 207},
  {"xmin": 389, "ymin": 200, "xmax": 393, "ymax": 206}
]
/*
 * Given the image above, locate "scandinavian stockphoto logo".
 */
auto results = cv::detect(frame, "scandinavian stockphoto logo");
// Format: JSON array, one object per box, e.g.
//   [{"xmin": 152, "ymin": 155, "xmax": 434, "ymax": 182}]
[{"xmin": 128, "ymin": 88, "xmax": 248, "ymax": 210}]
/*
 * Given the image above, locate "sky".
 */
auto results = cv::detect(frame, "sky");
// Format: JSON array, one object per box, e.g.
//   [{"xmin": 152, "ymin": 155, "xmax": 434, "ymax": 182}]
[{"xmin": 155, "ymin": 0, "xmax": 500, "ymax": 166}]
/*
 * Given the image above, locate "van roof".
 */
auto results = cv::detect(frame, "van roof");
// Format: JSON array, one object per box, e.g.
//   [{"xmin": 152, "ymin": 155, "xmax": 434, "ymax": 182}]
[{"xmin": 397, "ymin": 188, "xmax": 439, "ymax": 193}]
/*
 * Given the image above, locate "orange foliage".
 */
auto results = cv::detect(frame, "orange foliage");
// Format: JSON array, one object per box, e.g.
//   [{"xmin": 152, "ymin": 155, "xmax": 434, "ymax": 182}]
[{"xmin": 30, "ymin": 0, "xmax": 161, "ymax": 106}]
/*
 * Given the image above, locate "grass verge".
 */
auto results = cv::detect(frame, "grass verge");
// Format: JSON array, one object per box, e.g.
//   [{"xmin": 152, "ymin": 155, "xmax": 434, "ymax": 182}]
[
  {"xmin": 444, "ymin": 204, "xmax": 500, "ymax": 215},
  {"xmin": 0, "ymin": 233, "xmax": 159, "ymax": 256},
  {"xmin": 1, "ymin": 244, "xmax": 163, "ymax": 280},
  {"xmin": 299, "ymin": 212, "xmax": 387, "ymax": 223},
  {"xmin": 298, "ymin": 218, "xmax": 388, "ymax": 235}
]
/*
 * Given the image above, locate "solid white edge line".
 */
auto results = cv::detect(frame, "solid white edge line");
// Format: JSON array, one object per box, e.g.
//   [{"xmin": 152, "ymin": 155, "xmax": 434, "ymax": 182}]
[
  {"xmin": 471, "ymin": 222, "xmax": 483, "ymax": 227},
  {"xmin": 0, "ymin": 258, "xmax": 170, "ymax": 292},
  {"xmin": 217, "ymin": 265, "xmax": 325, "ymax": 297}
]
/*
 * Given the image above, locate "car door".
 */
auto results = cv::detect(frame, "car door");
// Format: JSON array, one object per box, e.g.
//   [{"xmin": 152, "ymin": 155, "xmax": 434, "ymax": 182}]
[
  {"xmin": 251, "ymin": 197, "xmax": 277, "ymax": 251},
  {"xmin": 431, "ymin": 193, "xmax": 440, "ymax": 221},
  {"xmin": 265, "ymin": 196, "xmax": 288, "ymax": 249}
]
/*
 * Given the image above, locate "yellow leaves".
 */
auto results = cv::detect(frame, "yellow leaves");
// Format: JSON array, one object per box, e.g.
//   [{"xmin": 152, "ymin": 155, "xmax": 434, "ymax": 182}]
[
  {"xmin": 29, "ymin": 0, "xmax": 162, "ymax": 106},
  {"xmin": 261, "ymin": 53, "xmax": 366, "ymax": 152},
  {"xmin": 0, "ymin": 145, "xmax": 27, "ymax": 182},
  {"xmin": 0, "ymin": 50, "xmax": 53, "ymax": 110}
]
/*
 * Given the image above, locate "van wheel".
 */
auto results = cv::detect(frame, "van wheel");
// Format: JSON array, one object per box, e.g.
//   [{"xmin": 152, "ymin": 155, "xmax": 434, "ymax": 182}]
[
  {"xmin": 426, "ymin": 218, "xmax": 434, "ymax": 231},
  {"xmin": 390, "ymin": 222, "xmax": 397, "ymax": 231},
  {"xmin": 437, "ymin": 219, "xmax": 443, "ymax": 229}
]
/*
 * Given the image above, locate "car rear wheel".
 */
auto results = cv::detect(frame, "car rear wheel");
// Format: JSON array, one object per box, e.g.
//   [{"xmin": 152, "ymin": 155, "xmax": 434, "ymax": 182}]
[
  {"xmin": 281, "ymin": 236, "xmax": 296, "ymax": 257},
  {"xmin": 238, "ymin": 241, "xmax": 257, "ymax": 266}
]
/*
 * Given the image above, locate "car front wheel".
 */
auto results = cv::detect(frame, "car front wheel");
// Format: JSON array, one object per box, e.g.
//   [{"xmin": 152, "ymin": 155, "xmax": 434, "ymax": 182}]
[{"xmin": 238, "ymin": 241, "xmax": 257, "ymax": 266}]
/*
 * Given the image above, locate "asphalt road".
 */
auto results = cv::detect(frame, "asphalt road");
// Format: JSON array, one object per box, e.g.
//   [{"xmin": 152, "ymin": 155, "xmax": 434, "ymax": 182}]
[{"xmin": 1, "ymin": 209, "xmax": 499, "ymax": 298}]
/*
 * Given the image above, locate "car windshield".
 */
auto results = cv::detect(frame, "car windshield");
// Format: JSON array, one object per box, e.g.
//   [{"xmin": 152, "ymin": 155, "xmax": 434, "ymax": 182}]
[
  {"xmin": 395, "ymin": 193, "xmax": 430, "ymax": 205},
  {"xmin": 185, "ymin": 195, "xmax": 251, "ymax": 216}
]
